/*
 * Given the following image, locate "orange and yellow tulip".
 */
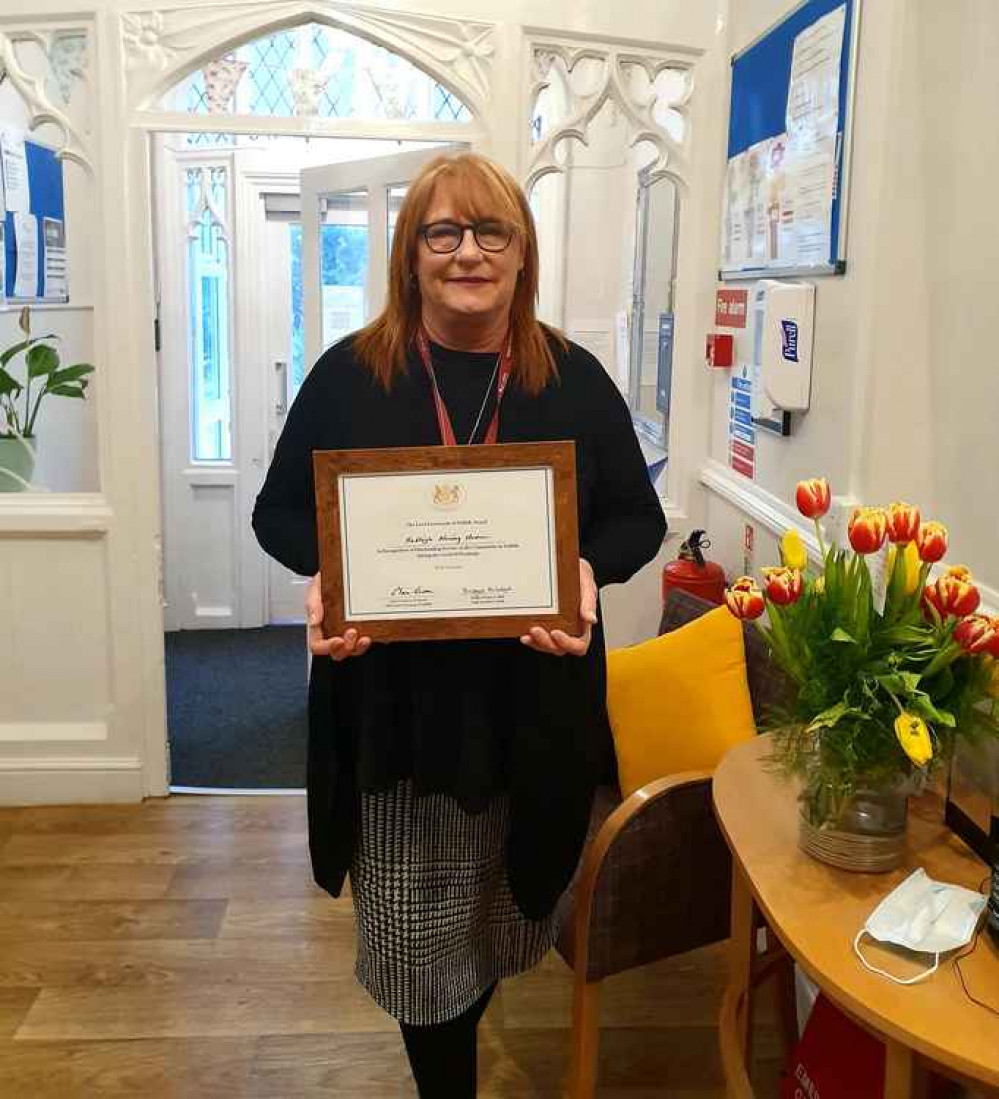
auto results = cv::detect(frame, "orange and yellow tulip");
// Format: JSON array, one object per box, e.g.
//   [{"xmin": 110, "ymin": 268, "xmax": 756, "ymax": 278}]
[
  {"xmin": 886, "ymin": 501, "xmax": 921, "ymax": 544},
  {"xmin": 848, "ymin": 507, "xmax": 888, "ymax": 555},
  {"xmin": 762, "ymin": 566, "xmax": 804, "ymax": 606},
  {"xmin": 923, "ymin": 566, "xmax": 981, "ymax": 620},
  {"xmin": 954, "ymin": 614, "xmax": 999, "ymax": 655},
  {"xmin": 915, "ymin": 521, "xmax": 948, "ymax": 563},
  {"xmin": 724, "ymin": 577, "xmax": 766, "ymax": 620},
  {"xmin": 795, "ymin": 478, "xmax": 831, "ymax": 519}
]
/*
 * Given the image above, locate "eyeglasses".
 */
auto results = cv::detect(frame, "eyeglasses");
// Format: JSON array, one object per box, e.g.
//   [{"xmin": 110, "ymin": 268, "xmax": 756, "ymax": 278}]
[{"xmin": 419, "ymin": 219, "xmax": 515, "ymax": 254}]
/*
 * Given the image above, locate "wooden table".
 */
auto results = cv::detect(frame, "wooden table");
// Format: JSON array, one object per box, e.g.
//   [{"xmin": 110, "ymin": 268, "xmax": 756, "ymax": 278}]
[{"xmin": 713, "ymin": 735, "xmax": 999, "ymax": 1098}]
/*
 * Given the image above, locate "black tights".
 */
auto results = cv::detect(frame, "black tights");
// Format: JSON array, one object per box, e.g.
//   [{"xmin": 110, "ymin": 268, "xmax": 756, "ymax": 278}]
[{"xmin": 399, "ymin": 982, "xmax": 497, "ymax": 1098}]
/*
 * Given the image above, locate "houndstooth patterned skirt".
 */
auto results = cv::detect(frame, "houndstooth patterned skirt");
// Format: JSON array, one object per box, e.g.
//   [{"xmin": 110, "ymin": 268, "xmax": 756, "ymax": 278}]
[{"xmin": 350, "ymin": 779, "xmax": 559, "ymax": 1026}]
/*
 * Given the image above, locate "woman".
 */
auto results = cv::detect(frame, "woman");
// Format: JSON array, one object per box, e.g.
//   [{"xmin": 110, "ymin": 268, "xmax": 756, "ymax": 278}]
[{"xmin": 252, "ymin": 152, "xmax": 666, "ymax": 1095}]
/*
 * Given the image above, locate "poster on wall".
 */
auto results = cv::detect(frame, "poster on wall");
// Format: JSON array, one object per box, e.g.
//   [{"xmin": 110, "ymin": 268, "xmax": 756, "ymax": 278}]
[
  {"xmin": 729, "ymin": 368, "xmax": 756, "ymax": 480},
  {"xmin": 0, "ymin": 129, "xmax": 29, "ymax": 213},
  {"xmin": 12, "ymin": 212, "xmax": 38, "ymax": 299},
  {"xmin": 2, "ymin": 133, "xmax": 69, "ymax": 303},
  {"xmin": 720, "ymin": 0, "xmax": 856, "ymax": 278},
  {"xmin": 43, "ymin": 217, "xmax": 67, "ymax": 299}
]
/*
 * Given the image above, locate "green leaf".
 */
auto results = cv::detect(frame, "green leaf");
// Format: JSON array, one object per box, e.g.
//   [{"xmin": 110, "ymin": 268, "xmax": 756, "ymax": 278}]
[
  {"xmin": 26, "ymin": 344, "xmax": 60, "ymax": 378},
  {"xmin": 0, "ymin": 368, "xmax": 23, "ymax": 398},
  {"xmin": 47, "ymin": 364, "xmax": 94, "ymax": 387},
  {"xmin": 807, "ymin": 699, "xmax": 860, "ymax": 731},
  {"xmin": 0, "ymin": 334, "xmax": 57, "ymax": 369},
  {"xmin": 830, "ymin": 627, "xmax": 857, "ymax": 644},
  {"xmin": 47, "ymin": 384, "xmax": 86, "ymax": 398},
  {"xmin": 908, "ymin": 693, "xmax": 956, "ymax": 727}
]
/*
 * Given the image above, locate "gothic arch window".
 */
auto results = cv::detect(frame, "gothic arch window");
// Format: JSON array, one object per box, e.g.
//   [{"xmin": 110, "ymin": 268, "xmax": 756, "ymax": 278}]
[{"xmin": 161, "ymin": 22, "xmax": 472, "ymax": 145}]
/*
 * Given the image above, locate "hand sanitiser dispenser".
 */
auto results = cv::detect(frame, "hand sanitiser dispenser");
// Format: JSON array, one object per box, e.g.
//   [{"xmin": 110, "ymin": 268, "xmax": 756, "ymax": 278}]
[{"xmin": 754, "ymin": 280, "xmax": 815, "ymax": 411}]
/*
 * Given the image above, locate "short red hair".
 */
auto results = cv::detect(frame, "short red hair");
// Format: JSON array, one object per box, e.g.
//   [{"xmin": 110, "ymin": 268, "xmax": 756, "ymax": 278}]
[{"xmin": 352, "ymin": 152, "xmax": 564, "ymax": 394}]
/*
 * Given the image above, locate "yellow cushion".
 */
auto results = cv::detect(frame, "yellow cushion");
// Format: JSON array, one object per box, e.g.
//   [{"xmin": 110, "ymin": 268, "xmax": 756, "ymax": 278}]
[{"xmin": 606, "ymin": 606, "xmax": 757, "ymax": 798}]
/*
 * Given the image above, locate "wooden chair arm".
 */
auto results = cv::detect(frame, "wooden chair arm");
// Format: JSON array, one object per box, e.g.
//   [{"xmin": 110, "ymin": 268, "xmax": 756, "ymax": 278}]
[{"xmin": 571, "ymin": 770, "xmax": 714, "ymax": 985}]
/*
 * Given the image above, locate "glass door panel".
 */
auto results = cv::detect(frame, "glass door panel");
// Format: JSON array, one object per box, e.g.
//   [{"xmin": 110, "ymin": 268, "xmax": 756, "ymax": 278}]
[{"xmin": 319, "ymin": 190, "xmax": 369, "ymax": 351}]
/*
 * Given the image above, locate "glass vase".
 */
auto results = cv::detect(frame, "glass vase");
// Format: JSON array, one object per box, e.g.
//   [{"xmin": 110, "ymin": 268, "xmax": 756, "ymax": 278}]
[{"xmin": 798, "ymin": 776, "xmax": 909, "ymax": 873}]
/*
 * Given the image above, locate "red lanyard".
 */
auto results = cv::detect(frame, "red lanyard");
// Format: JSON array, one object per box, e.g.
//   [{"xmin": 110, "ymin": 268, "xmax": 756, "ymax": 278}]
[{"xmin": 415, "ymin": 327, "xmax": 513, "ymax": 447}]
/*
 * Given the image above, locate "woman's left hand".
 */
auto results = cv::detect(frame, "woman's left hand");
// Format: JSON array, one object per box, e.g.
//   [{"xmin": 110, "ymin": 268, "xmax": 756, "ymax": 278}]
[{"xmin": 520, "ymin": 558, "xmax": 598, "ymax": 657}]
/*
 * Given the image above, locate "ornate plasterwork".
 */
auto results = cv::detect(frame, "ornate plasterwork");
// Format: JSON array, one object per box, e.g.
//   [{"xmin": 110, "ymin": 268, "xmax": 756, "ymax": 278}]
[
  {"xmin": 122, "ymin": 2, "xmax": 494, "ymax": 120},
  {"xmin": 526, "ymin": 41, "xmax": 696, "ymax": 191},
  {"xmin": 0, "ymin": 31, "xmax": 93, "ymax": 173}
]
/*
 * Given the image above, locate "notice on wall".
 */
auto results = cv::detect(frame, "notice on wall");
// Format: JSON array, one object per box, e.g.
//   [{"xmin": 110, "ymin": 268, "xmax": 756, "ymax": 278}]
[
  {"xmin": 0, "ymin": 129, "xmax": 29, "ymax": 213},
  {"xmin": 729, "ymin": 368, "xmax": 756, "ymax": 480},
  {"xmin": 716, "ymin": 287, "xmax": 749, "ymax": 328},
  {"xmin": 42, "ymin": 217, "xmax": 67, "ymax": 299},
  {"xmin": 13, "ymin": 211, "xmax": 38, "ymax": 298},
  {"xmin": 720, "ymin": 4, "xmax": 847, "ymax": 274}
]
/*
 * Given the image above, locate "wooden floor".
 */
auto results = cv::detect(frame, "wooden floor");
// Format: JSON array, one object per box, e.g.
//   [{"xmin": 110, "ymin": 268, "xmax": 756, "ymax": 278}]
[{"xmin": 0, "ymin": 796, "xmax": 783, "ymax": 1097}]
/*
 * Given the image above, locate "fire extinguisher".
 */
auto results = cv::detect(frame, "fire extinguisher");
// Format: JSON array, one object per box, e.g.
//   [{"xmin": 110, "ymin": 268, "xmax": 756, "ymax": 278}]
[{"xmin": 662, "ymin": 530, "xmax": 727, "ymax": 606}]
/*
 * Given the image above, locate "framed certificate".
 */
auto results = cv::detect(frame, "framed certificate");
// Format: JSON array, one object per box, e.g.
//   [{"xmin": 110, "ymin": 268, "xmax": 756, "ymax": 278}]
[{"xmin": 313, "ymin": 441, "xmax": 580, "ymax": 642}]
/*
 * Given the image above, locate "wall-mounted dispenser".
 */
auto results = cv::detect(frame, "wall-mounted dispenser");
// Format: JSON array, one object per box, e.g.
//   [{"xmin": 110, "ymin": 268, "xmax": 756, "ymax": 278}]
[{"xmin": 752, "ymin": 279, "xmax": 816, "ymax": 412}]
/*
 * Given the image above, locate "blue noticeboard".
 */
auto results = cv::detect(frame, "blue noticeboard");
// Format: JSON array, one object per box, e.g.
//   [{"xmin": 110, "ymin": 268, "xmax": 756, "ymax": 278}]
[
  {"xmin": 721, "ymin": 0, "xmax": 857, "ymax": 278},
  {"xmin": 4, "ymin": 139, "xmax": 67, "ymax": 301}
]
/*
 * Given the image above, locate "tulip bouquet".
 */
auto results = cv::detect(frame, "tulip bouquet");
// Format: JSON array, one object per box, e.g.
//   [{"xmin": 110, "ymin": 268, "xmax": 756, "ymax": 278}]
[{"xmin": 724, "ymin": 479, "xmax": 999, "ymax": 836}]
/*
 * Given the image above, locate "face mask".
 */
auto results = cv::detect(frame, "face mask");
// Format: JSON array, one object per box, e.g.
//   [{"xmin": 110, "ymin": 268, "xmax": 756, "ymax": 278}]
[{"xmin": 853, "ymin": 868, "xmax": 987, "ymax": 985}]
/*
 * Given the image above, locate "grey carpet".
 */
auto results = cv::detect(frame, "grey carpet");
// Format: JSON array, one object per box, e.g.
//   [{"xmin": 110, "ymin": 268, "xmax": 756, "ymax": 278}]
[{"xmin": 164, "ymin": 626, "xmax": 308, "ymax": 788}]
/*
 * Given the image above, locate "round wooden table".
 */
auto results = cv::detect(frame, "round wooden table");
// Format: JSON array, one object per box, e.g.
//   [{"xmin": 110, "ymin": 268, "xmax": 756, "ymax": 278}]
[{"xmin": 713, "ymin": 735, "xmax": 999, "ymax": 1098}]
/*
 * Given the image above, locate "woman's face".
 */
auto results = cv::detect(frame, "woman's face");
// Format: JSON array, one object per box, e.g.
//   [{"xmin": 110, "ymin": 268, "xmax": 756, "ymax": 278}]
[{"xmin": 413, "ymin": 180, "xmax": 524, "ymax": 332}]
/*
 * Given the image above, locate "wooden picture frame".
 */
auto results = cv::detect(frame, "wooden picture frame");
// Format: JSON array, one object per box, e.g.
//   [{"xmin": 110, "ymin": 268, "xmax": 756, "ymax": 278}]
[{"xmin": 313, "ymin": 441, "xmax": 580, "ymax": 642}]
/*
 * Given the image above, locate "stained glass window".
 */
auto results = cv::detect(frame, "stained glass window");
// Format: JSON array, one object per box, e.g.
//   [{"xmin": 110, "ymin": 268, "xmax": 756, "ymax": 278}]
[{"xmin": 174, "ymin": 22, "xmax": 472, "ymax": 134}]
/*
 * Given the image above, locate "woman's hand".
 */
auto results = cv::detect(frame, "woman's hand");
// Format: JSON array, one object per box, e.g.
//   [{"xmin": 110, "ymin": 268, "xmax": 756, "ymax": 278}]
[
  {"xmin": 306, "ymin": 573, "xmax": 372, "ymax": 661},
  {"xmin": 520, "ymin": 558, "xmax": 598, "ymax": 657}
]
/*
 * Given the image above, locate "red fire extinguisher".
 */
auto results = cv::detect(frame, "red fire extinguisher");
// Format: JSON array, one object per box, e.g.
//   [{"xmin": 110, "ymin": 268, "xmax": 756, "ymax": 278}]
[{"xmin": 662, "ymin": 530, "xmax": 727, "ymax": 606}]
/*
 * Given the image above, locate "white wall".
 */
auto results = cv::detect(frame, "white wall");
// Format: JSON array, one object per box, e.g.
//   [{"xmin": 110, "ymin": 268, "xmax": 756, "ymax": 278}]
[
  {"xmin": 0, "ymin": 38, "xmax": 98, "ymax": 492},
  {"xmin": 704, "ymin": 0, "xmax": 999, "ymax": 607}
]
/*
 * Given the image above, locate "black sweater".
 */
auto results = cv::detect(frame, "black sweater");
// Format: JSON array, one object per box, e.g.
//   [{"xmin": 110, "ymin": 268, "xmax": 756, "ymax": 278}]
[{"xmin": 252, "ymin": 334, "xmax": 666, "ymax": 919}]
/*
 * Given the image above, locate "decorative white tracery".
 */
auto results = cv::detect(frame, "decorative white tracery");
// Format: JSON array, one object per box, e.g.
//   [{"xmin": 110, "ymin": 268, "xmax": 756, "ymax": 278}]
[
  {"xmin": 0, "ymin": 30, "xmax": 93, "ymax": 173},
  {"xmin": 122, "ymin": 2, "xmax": 494, "ymax": 120},
  {"xmin": 526, "ymin": 40, "xmax": 697, "ymax": 191}
]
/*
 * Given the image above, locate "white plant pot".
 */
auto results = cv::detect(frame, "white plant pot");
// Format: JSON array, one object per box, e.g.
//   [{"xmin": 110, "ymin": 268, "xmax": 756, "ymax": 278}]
[{"xmin": 0, "ymin": 435, "xmax": 37, "ymax": 492}]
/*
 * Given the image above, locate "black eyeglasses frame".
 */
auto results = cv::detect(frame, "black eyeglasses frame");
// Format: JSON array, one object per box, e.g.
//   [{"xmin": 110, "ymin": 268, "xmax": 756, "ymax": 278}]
[{"xmin": 418, "ymin": 219, "xmax": 515, "ymax": 254}]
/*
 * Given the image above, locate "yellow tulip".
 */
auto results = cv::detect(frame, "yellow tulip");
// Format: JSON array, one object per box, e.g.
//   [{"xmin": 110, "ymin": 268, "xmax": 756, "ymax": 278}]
[
  {"xmin": 780, "ymin": 529, "xmax": 808, "ymax": 571},
  {"xmin": 894, "ymin": 712, "xmax": 933, "ymax": 767},
  {"xmin": 887, "ymin": 541, "xmax": 921, "ymax": 595}
]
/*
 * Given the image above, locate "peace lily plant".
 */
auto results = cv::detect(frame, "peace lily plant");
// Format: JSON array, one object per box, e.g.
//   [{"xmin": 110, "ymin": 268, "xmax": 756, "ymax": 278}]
[
  {"xmin": 0, "ymin": 308, "xmax": 94, "ymax": 490},
  {"xmin": 723, "ymin": 479, "xmax": 999, "ymax": 840}
]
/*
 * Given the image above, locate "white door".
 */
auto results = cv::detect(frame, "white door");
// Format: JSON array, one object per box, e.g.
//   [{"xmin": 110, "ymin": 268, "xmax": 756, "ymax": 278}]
[
  {"xmin": 299, "ymin": 145, "xmax": 465, "ymax": 370},
  {"xmin": 157, "ymin": 147, "xmax": 246, "ymax": 632},
  {"xmin": 156, "ymin": 146, "xmax": 303, "ymax": 630}
]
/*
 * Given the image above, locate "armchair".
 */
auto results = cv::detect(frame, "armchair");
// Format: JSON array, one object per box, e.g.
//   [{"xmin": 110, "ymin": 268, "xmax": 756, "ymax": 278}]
[{"xmin": 555, "ymin": 588, "xmax": 791, "ymax": 1097}]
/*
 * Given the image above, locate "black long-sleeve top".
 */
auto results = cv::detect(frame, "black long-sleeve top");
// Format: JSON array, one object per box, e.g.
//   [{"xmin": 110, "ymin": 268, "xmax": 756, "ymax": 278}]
[{"xmin": 252, "ymin": 334, "xmax": 666, "ymax": 919}]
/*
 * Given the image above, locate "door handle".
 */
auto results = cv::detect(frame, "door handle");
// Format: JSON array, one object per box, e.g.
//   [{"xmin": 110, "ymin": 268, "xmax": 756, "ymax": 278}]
[{"xmin": 274, "ymin": 359, "xmax": 288, "ymax": 415}]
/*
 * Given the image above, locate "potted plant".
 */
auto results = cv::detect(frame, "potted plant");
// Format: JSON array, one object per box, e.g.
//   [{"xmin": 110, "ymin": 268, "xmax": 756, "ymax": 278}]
[
  {"xmin": 723, "ymin": 479, "xmax": 999, "ymax": 872},
  {"xmin": 0, "ymin": 307, "xmax": 94, "ymax": 491}
]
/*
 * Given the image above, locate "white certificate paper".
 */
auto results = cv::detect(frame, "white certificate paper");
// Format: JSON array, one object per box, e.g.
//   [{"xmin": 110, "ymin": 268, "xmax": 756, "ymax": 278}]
[{"xmin": 338, "ymin": 467, "xmax": 559, "ymax": 620}]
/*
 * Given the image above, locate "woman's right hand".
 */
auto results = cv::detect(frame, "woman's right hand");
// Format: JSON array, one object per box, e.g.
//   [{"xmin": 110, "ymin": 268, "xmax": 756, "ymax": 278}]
[{"xmin": 306, "ymin": 573, "xmax": 372, "ymax": 661}]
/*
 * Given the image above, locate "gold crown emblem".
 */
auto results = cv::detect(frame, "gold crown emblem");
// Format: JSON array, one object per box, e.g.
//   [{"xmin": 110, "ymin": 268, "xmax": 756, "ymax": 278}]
[{"xmin": 432, "ymin": 483, "xmax": 464, "ymax": 509}]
